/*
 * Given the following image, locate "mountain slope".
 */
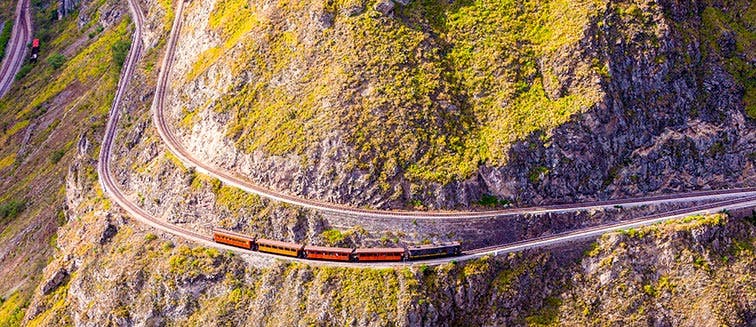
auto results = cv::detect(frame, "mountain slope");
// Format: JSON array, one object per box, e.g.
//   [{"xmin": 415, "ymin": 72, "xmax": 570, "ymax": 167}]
[{"xmin": 164, "ymin": 0, "xmax": 754, "ymax": 210}]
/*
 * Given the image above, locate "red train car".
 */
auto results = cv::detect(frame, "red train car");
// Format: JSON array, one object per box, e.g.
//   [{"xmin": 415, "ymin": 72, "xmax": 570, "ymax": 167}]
[
  {"xmin": 213, "ymin": 228, "xmax": 254, "ymax": 249},
  {"xmin": 353, "ymin": 247, "xmax": 405, "ymax": 262},
  {"xmin": 303, "ymin": 245, "xmax": 354, "ymax": 261},
  {"xmin": 30, "ymin": 38, "xmax": 40, "ymax": 62}
]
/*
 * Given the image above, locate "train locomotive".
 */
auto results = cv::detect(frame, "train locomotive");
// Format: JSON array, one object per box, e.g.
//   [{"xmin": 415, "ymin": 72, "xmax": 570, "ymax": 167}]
[
  {"xmin": 213, "ymin": 228, "xmax": 461, "ymax": 263},
  {"xmin": 30, "ymin": 38, "xmax": 40, "ymax": 62}
]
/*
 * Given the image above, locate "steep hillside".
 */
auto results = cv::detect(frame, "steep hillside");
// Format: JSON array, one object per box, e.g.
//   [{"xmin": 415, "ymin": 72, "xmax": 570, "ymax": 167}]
[
  {"xmin": 22, "ymin": 156, "xmax": 756, "ymax": 326},
  {"xmin": 0, "ymin": 0, "xmax": 131, "ymax": 323},
  {"xmin": 166, "ymin": 0, "xmax": 755, "ymax": 209}
]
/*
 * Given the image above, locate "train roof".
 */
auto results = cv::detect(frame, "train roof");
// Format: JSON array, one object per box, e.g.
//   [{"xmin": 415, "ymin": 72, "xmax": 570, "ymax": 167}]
[
  {"xmin": 213, "ymin": 228, "xmax": 254, "ymax": 240},
  {"xmin": 354, "ymin": 247, "xmax": 405, "ymax": 254},
  {"xmin": 406, "ymin": 242, "xmax": 460, "ymax": 250},
  {"xmin": 304, "ymin": 245, "xmax": 354, "ymax": 254},
  {"xmin": 256, "ymin": 238, "xmax": 303, "ymax": 249}
]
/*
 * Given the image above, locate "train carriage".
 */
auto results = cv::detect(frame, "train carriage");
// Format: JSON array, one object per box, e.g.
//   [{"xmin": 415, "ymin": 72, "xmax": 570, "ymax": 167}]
[
  {"xmin": 303, "ymin": 245, "xmax": 354, "ymax": 261},
  {"xmin": 256, "ymin": 238, "xmax": 304, "ymax": 258},
  {"xmin": 213, "ymin": 228, "xmax": 254, "ymax": 250},
  {"xmin": 353, "ymin": 247, "xmax": 405, "ymax": 262},
  {"xmin": 405, "ymin": 242, "xmax": 461, "ymax": 260}
]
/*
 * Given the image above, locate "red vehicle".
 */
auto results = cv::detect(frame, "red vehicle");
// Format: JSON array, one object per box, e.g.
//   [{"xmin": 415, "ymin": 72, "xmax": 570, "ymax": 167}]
[
  {"xmin": 30, "ymin": 38, "xmax": 40, "ymax": 62},
  {"xmin": 304, "ymin": 245, "xmax": 354, "ymax": 261},
  {"xmin": 211, "ymin": 227, "xmax": 462, "ymax": 263},
  {"xmin": 213, "ymin": 228, "xmax": 253, "ymax": 250},
  {"xmin": 353, "ymin": 248, "xmax": 405, "ymax": 262}
]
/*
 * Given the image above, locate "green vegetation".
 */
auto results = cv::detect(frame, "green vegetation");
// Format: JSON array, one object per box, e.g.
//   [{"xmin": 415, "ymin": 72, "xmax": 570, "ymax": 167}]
[
  {"xmin": 0, "ymin": 292, "xmax": 26, "ymax": 327},
  {"xmin": 699, "ymin": 6, "xmax": 755, "ymax": 119},
  {"xmin": 0, "ymin": 200, "xmax": 25, "ymax": 223},
  {"xmin": 14, "ymin": 64, "xmax": 31, "ymax": 80},
  {"xmin": 529, "ymin": 166, "xmax": 550, "ymax": 183},
  {"xmin": 477, "ymin": 194, "xmax": 510, "ymax": 207},
  {"xmin": 525, "ymin": 296, "xmax": 562, "ymax": 326},
  {"xmin": 0, "ymin": 0, "xmax": 131, "ymax": 318},
  {"xmin": 183, "ymin": 0, "xmax": 603, "ymax": 188},
  {"xmin": 0, "ymin": 21, "xmax": 12, "ymax": 60},
  {"xmin": 321, "ymin": 229, "xmax": 346, "ymax": 246},
  {"xmin": 46, "ymin": 52, "xmax": 66, "ymax": 69},
  {"xmin": 50, "ymin": 148, "xmax": 66, "ymax": 164},
  {"xmin": 111, "ymin": 39, "xmax": 131, "ymax": 68}
]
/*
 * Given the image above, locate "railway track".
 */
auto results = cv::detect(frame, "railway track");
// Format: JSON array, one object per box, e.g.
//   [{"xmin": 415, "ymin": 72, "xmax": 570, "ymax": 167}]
[
  {"xmin": 0, "ymin": 0, "xmax": 31, "ymax": 97},
  {"xmin": 148, "ymin": 1, "xmax": 756, "ymax": 220},
  {"xmin": 97, "ymin": 0, "xmax": 756, "ymax": 267}
]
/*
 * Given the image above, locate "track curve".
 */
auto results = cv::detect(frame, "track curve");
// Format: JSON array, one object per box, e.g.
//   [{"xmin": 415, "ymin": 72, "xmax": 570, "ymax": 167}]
[
  {"xmin": 0, "ymin": 0, "xmax": 31, "ymax": 97},
  {"xmin": 150, "ymin": 0, "xmax": 756, "ymax": 219},
  {"xmin": 97, "ymin": 0, "xmax": 756, "ymax": 267}
]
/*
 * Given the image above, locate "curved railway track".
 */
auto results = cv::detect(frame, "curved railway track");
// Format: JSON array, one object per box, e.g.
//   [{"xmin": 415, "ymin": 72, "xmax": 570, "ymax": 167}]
[
  {"xmin": 97, "ymin": 0, "xmax": 756, "ymax": 267},
  {"xmin": 0, "ymin": 0, "xmax": 31, "ymax": 97},
  {"xmin": 150, "ymin": 1, "xmax": 756, "ymax": 220}
]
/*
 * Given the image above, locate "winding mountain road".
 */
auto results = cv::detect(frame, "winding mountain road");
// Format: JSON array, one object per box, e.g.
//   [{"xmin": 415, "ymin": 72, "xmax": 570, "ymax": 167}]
[
  {"xmin": 97, "ymin": 0, "xmax": 756, "ymax": 267},
  {"xmin": 0, "ymin": 0, "xmax": 31, "ymax": 97}
]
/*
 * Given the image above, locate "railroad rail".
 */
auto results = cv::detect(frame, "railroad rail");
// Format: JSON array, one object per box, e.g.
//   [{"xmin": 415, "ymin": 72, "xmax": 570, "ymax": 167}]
[
  {"xmin": 96, "ymin": 0, "xmax": 756, "ymax": 267},
  {"xmin": 0, "ymin": 0, "xmax": 32, "ymax": 97},
  {"xmin": 148, "ymin": 1, "xmax": 756, "ymax": 220}
]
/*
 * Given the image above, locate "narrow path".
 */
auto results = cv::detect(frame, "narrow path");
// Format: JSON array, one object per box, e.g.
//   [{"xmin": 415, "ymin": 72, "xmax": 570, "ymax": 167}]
[
  {"xmin": 97, "ymin": 0, "xmax": 756, "ymax": 267},
  {"xmin": 0, "ymin": 0, "xmax": 31, "ymax": 97}
]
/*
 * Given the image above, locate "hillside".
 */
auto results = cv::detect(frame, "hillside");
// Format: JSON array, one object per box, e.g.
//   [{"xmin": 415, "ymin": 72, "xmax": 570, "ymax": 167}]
[
  {"xmin": 0, "ymin": 0, "xmax": 753, "ymax": 325},
  {"xmin": 167, "ymin": 0, "xmax": 755, "ymax": 209},
  {"xmin": 0, "ymin": 0, "xmax": 131, "ymax": 322}
]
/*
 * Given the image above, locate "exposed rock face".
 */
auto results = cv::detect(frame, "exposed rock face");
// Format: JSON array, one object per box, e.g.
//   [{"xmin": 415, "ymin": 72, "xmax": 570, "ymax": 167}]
[
  {"xmin": 42, "ymin": 269, "xmax": 68, "ymax": 295},
  {"xmin": 25, "ymin": 187, "xmax": 756, "ymax": 326},
  {"xmin": 374, "ymin": 0, "xmax": 395, "ymax": 15},
  {"xmin": 165, "ymin": 0, "xmax": 754, "ymax": 210}
]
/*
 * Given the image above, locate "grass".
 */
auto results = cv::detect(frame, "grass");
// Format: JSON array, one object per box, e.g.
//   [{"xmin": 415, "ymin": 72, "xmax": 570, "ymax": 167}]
[
  {"xmin": 699, "ymin": 6, "xmax": 755, "ymax": 119},
  {"xmin": 0, "ymin": 0, "xmax": 130, "ymax": 316},
  {"xmin": 0, "ymin": 292, "xmax": 26, "ymax": 327},
  {"xmin": 178, "ymin": 0, "xmax": 603, "ymax": 188}
]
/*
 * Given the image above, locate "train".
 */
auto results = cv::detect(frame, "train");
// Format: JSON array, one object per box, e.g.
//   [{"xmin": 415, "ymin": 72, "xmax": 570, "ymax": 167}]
[
  {"xmin": 213, "ymin": 228, "xmax": 462, "ymax": 262},
  {"xmin": 30, "ymin": 38, "xmax": 39, "ymax": 62}
]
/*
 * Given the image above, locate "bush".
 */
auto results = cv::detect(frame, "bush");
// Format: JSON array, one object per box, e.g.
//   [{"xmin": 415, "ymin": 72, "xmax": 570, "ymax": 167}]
[
  {"xmin": 477, "ymin": 194, "xmax": 510, "ymax": 207},
  {"xmin": 111, "ymin": 39, "xmax": 130, "ymax": 68},
  {"xmin": 321, "ymin": 229, "xmax": 345, "ymax": 246},
  {"xmin": 47, "ymin": 53, "xmax": 66, "ymax": 69},
  {"xmin": 0, "ymin": 21, "xmax": 13, "ymax": 60},
  {"xmin": 50, "ymin": 149, "xmax": 65, "ymax": 164},
  {"xmin": 0, "ymin": 200, "xmax": 26, "ymax": 222},
  {"xmin": 15, "ymin": 64, "xmax": 32, "ymax": 80}
]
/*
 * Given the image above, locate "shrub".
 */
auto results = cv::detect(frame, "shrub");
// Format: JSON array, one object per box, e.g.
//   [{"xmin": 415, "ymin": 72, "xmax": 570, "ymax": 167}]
[
  {"xmin": 111, "ymin": 39, "xmax": 130, "ymax": 68},
  {"xmin": 0, "ymin": 200, "xmax": 26, "ymax": 222},
  {"xmin": 0, "ymin": 21, "xmax": 12, "ymax": 60},
  {"xmin": 321, "ymin": 229, "xmax": 345, "ymax": 246},
  {"xmin": 46, "ymin": 53, "xmax": 66, "ymax": 69},
  {"xmin": 15, "ymin": 64, "xmax": 31, "ymax": 80},
  {"xmin": 50, "ymin": 149, "xmax": 65, "ymax": 164}
]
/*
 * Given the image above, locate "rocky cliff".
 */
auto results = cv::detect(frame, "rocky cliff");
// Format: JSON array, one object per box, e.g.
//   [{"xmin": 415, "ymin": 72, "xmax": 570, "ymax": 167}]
[
  {"xmin": 0, "ymin": 0, "xmax": 754, "ymax": 325},
  {"xmin": 166, "ymin": 0, "xmax": 754, "ymax": 210},
  {"xmin": 22, "ymin": 156, "xmax": 756, "ymax": 325}
]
